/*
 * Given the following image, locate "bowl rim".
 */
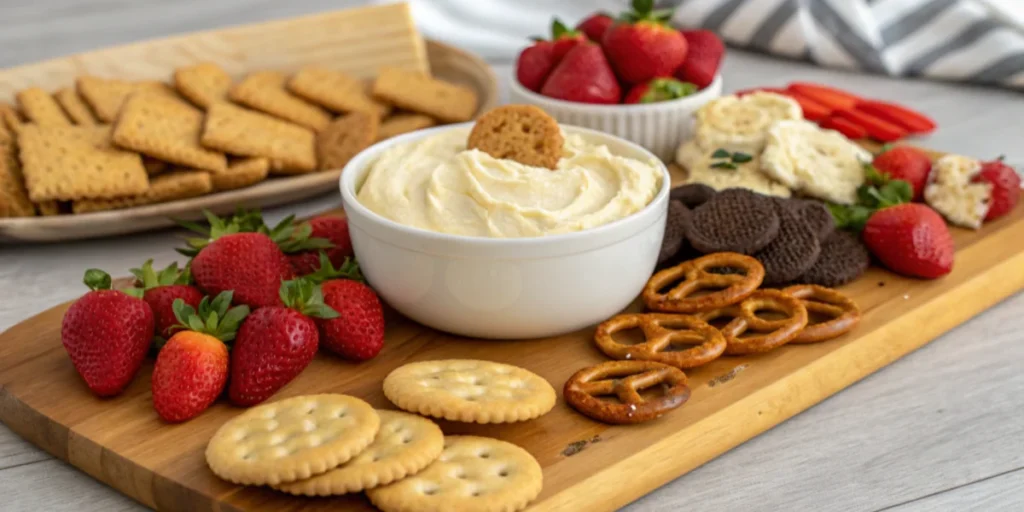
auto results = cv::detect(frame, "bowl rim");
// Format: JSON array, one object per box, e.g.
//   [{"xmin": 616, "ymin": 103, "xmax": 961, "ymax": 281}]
[
  {"xmin": 507, "ymin": 71, "xmax": 723, "ymax": 112},
  {"xmin": 339, "ymin": 122, "xmax": 671, "ymax": 250}
]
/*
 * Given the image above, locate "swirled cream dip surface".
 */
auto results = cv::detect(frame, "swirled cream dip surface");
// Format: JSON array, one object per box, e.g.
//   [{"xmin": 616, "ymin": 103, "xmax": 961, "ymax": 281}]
[{"xmin": 356, "ymin": 127, "xmax": 663, "ymax": 238}]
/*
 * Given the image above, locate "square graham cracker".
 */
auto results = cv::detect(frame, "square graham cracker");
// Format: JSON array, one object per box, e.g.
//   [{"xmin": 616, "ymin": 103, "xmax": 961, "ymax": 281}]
[
  {"xmin": 287, "ymin": 67, "xmax": 391, "ymax": 118},
  {"xmin": 174, "ymin": 62, "xmax": 232, "ymax": 110},
  {"xmin": 372, "ymin": 67, "xmax": 478, "ymax": 123},
  {"xmin": 72, "ymin": 170, "xmax": 212, "ymax": 213},
  {"xmin": 55, "ymin": 88, "xmax": 98, "ymax": 126},
  {"xmin": 18, "ymin": 125, "xmax": 148, "ymax": 202},
  {"xmin": 17, "ymin": 87, "xmax": 72, "ymax": 126},
  {"xmin": 0, "ymin": 139, "xmax": 35, "ymax": 217},
  {"xmin": 77, "ymin": 76, "xmax": 177, "ymax": 122},
  {"xmin": 228, "ymin": 71, "xmax": 331, "ymax": 131},
  {"xmin": 112, "ymin": 93, "xmax": 227, "ymax": 173},
  {"xmin": 201, "ymin": 102, "xmax": 317, "ymax": 173}
]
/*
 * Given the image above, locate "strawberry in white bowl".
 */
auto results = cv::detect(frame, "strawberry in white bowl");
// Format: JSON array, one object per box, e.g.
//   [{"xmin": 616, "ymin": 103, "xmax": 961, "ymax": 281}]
[{"xmin": 510, "ymin": 0, "xmax": 726, "ymax": 161}]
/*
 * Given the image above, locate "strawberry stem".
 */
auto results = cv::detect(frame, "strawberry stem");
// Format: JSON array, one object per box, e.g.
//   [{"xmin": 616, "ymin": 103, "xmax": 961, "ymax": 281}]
[{"xmin": 83, "ymin": 269, "xmax": 112, "ymax": 291}]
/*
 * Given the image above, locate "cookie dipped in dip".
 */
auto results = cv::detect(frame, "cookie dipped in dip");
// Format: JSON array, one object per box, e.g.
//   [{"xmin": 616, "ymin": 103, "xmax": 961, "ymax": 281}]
[{"xmin": 356, "ymin": 126, "xmax": 663, "ymax": 238}]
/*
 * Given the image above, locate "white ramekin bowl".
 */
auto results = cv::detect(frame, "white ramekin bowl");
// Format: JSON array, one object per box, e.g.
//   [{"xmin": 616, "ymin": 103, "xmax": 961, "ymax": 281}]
[
  {"xmin": 339, "ymin": 123, "xmax": 671, "ymax": 340},
  {"xmin": 508, "ymin": 73, "xmax": 723, "ymax": 162}
]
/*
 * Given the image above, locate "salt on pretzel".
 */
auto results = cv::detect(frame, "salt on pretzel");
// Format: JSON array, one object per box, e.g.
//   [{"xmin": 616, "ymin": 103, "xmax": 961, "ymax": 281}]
[
  {"xmin": 643, "ymin": 252, "xmax": 765, "ymax": 313},
  {"xmin": 594, "ymin": 313, "xmax": 726, "ymax": 369},
  {"xmin": 783, "ymin": 284, "xmax": 860, "ymax": 343},
  {"xmin": 563, "ymin": 360, "xmax": 690, "ymax": 424},
  {"xmin": 697, "ymin": 289, "xmax": 808, "ymax": 355}
]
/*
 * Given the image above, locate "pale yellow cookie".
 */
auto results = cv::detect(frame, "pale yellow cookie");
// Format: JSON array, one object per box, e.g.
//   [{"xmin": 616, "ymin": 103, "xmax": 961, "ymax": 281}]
[
  {"xmin": 273, "ymin": 410, "xmax": 444, "ymax": 496},
  {"xmin": 367, "ymin": 435, "xmax": 543, "ymax": 512},
  {"xmin": 383, "ymin": 360, "xmax": 555, "ymax": 424},
  {"xmin": 205, "ymin": 394, "xmax": 380, "ymax": 486}
]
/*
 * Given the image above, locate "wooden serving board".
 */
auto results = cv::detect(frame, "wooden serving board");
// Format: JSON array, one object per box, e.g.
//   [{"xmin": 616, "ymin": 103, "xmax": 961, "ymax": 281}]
[
  {"xmin": 2, "ymin": 167, "xmax": 1024, "ymax": 512},
  {"xmin": 0, "ymin": 3, "xmax": 498, "ymax": 243}
]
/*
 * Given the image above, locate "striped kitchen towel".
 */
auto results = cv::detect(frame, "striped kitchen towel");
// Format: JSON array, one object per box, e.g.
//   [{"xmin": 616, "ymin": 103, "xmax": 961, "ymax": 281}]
[
  {"xmin": 668, "ymin": 0, "xmax": 1024, "ymax": 89},
  {"xmin": 388, "ymin": 0, "xmax": 1024, "ymax": 89}
]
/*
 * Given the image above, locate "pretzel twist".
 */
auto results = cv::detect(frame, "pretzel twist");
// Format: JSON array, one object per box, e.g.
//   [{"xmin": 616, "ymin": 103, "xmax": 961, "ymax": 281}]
[
  {"xmin": 697, "ymin": 289, "xmax": 808, "ymax": 355},
  {"xmin": 594, "ymin": 313, "xmax": 726, "ymax": 369},
  {"xmin": 643, "ymin": 253, "xmax": 765, "ymax": 313},
  {"xmin": 563, "ymin": 361, "xmax": 690, "ymax": 424},
  {"xmin": 783, "ymin": 285, "xmax": 861, "ymax": 343}
]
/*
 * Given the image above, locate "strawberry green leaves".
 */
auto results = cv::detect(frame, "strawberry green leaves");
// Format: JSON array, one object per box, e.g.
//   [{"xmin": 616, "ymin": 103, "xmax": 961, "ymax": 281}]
[
  {"xmin": 278, "ymin": 278, "xmax": 340, "ymax": 320},
  {"xmin": 174, "ymin": 208, "xmax": 333, "ymax": 258},
  {"xmin": 829, "ymin": 163, "xmax": 913, "ymax": 231},
  {"xmin": 83, "ymin": 268, "xmax": 143, "ymax": 298},
  {"xmin": 305, "ymin": 253, "xmax": 365, "ymax": 285},
  {"xmin": 620, "ymin": 0, "xmax": 674, "ymax": 24},
  {"xmin": 130, "ymin": 259, "xmax": 192, "ymax": 289},
  {"xmin": 170, "ymin": 291, "xmax": 250, "ymax": 342}
]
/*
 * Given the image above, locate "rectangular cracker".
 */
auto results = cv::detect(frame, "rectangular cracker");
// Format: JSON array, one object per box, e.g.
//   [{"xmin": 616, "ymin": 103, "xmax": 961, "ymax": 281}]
[
  {"xmin": 174, "ymin": 62, "xmax": 232, "ymax": 110},
  {"xmin": 77, "ymin": 76, "xmax": 177, "ymax": 122},
  {"xmin": 19, "ymin": 125, "xmax": 149, "ymax": 202},
  {"xmin": 112, "ymin": 93, "xmax": 227, "ymax": 172},
  {"xmin": 0, "ymin": 139, "xmax": 35, "ymax": 217},
  {"xmin": 212, "ymin": 157, "xmax": 270, "ymax": 191},
  {"xmin": 72, "ymin": 170, "xmax": 212, "ymax": 213},
  {"xmin": 377, "ymin": 113, "xmax": 437, "ymax": 141},
  {"xmin": 372, "ymin": 67, "xmax": 478, "ymax": 123},
  {"xmin": 287, "ymin": 67, "xmax": 391, "ymax": 118},
  {"xmin": 0, "ymin": 103, "xmax": 24, "ymax": 140},
  {"xmin": 17, "ymin": 87, "xmax": 72, "ymax": 126},
  {"xmin": 201, "ymin": 102, "xmax": 317, "ymax": 173},
  {"xmin": 228, "ymin": 71, "xmax": 332, "ymax": 131},
  {"xmin": 55, "ymin": 88, "xmax": 98, "ymax": 126}
]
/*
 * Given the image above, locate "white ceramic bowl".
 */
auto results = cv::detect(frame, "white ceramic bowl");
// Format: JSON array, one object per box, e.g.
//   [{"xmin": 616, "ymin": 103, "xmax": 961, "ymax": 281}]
[
  {"xmin": 339, "ymin": 123, "xmax": 671, "ymax": 340},
  {"xmin": 508, "ymin": 73, "xmax": 723, "ymax": 162}
]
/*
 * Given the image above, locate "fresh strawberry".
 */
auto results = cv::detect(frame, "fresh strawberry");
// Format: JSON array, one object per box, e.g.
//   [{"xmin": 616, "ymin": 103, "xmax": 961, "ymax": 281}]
[
  {"xmin": 787, "ymin": 82, "xmax": 860, "ymax": 111},
  {"xmin": 129, "ymin": 259, "xmax": 203, "ymax": 340},
  {"xmin": 603, "ymin": 0, "xmax": 688, "ymax": 84},
  {"xmin": 856, "ymin": 100, "xmax": 936, "ymax": 135},
  {"xmin": 285, "ymin": 215, "xmax": 353, "ymax": 276},
  {"xmin": 862, "ymin": 203, "xmax": 954, "ymax": 279},
  {"xmin": 540, "ymin": 42, "xmax": 621, "ymax": 104},
  {"xmin": 974, "ymin": 157, "xmax": 1021, "ymax": 221},
  {"xmin": 306, "ymin": 255, "xmax": 384, "ymax": 361},
  {"xmin": 228, "ymin": 279, "xmax": 338, "ymax": 406},
  {"xmin": 516, "ymin": 41, "xmax": 556, "ymax": 92},
  {"xmin": 549, "ymin": 18, "xmax": 587, "ymax": 61},
  {"xmin": 61, "ymin": 269, "xmax": 154, "ymax": 397},
  {"xmin": 872, "ymin": 146, "xmax": 933, "ymax": 201},
  {"xmin": 151, "ymin": 292, "xmax": 247, "ymax": 422},
  {"xmin": 577, "ymin": 12, "xmax": 614, "ymax": 42},
  {"xmin": 624, "ymin": 77, "xmax": 696, "ymax": 103},
  {"xmin": 515, "ymin": 19, "xmax": 585, "ymax": 92},
  {"xmin": 674, "ymin": 30, "xmax": 724, "ymax": 89},
  {"xmin": 191, "ymin": 232, "xmax": 294, "ymax": 309},
  {"xmin": 180, "ymin": 212, "xmax": 329, "ymax": 309}
]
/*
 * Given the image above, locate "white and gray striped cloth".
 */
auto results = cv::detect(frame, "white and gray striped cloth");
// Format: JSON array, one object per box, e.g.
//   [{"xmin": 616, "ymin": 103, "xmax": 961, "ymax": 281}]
[{"xmin": 391, "ymin": 0, "xmax": 1024, "ymax": 89}]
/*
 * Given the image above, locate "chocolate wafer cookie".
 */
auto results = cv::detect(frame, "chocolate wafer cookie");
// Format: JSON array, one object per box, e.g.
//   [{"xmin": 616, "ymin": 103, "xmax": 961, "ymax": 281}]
[
  {"xmin": 754, "ymin": 200, "xmax": 821, "ymax": 286},
  {"xmin": 789, "ymin": 199, "xmax": 834, "ymax": 240},
  {"xmin": 688, "ymin": 188, "xmax": 780, "ymax": 254},
  {"xmin": 659, "ymin": 200, "xmax": 689, "ymax": 263},
  {"xmin": 797, "ymin": 231, "xmax": 870, "ymax": 287},
  {"xmin": 670, "ymin": 183, "xmax": 716, "ymax": 209}
]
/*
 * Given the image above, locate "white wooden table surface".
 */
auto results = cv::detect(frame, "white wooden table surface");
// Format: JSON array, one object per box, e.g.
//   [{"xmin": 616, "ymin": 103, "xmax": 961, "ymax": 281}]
[{"xmin": 1, "ymin": 1, "xmax": 1023, "ymax": 511}]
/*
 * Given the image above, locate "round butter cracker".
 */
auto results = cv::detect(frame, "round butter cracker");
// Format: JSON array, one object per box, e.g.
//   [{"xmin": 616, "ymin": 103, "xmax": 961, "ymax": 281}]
[
  {"xmin": 367, "ymin": 435, "xmax": 543, "ymax": 512},
  {"xmin": 205, "ymin": 394, "xmax": 379, "ymax": 486},
  {"xmin": 273, "ymin": 410, "xmax": 444, "ymax": 496},
  {"xmin": 383, "ymin": 360, "xmax": 556, "ymax": 424}
]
